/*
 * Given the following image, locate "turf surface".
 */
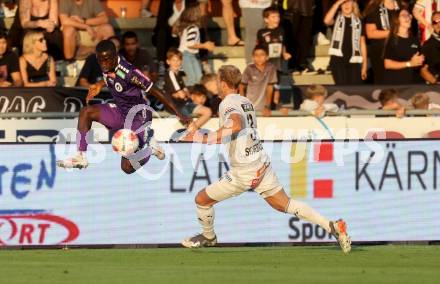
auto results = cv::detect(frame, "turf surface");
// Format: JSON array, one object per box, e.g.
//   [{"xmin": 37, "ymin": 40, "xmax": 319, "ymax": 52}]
[{"xmin": 1, "ymin": 245, "xmax": 439, "ymax": 284}]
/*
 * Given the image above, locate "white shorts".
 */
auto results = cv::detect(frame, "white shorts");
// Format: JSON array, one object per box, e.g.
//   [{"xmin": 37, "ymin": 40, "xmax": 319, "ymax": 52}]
[{"xmin": 205, "ymin": 165, "xmax": 283, "ymax": 201}]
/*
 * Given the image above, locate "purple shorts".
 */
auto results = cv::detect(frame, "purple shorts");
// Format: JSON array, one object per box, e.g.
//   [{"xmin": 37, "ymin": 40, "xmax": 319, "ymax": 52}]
[{"xmin": 98, "ymin": 103, "xmax": 152, "ymax": 148}]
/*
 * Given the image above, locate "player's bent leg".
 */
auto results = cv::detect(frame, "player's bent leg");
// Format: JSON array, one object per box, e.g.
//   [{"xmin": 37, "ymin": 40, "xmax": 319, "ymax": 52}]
[
  {"xmin": 182, "ymin": 175, "xmax": 243, "ymax": 249},
  {"xmin": 57, "ymin": 105, "xmax": 102, "ymax": 169},
  {"xmin": 264, "ymin": 189, "xmax": 351, "ymax": 253},
  {"xmin": 120, "ymin": 147, "xmax": 152, "ymax": 174},
  {"xmin": 182, "ymin": 189, "xmax": 218, "ymax": 248}
]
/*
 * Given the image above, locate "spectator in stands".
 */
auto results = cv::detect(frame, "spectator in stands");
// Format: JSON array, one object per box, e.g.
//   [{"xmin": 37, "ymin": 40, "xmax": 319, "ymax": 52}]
[
  {"xmin": 176, "ymin": 4, "xmax": 215, "ymax": 86},
  {"xmin": 77, "ymin": 36, "xmax": 120, "ymax": 88},
  {"xmin": 421, "ymin": 11, "xmax": 440, "ymax": 84},
  {"xmin": 120, "ymin": 31, "xmax": 156, "ymax": 80},
  {"xmin": 189, "ymin": 84, "xmax": 209, "ymax": 108},
  {"xmin": 364, "ymin": 0, "xmax": 401, "ymax": 84},
  {"xmin": 384, "ymin": 8, "xmax": 425, "ymax": 85},
  {"xmin": 221, "ymin": 0, "xmax": 244, "ymax": 46},
  {"xmin": 201, "ymin": 73, "xmax": 221, "ymax": 115},
  {"xmin": 9, "ymin": 0, "xmax": 63, "ymax": 60},
  {"xmin": 152, "ymin": 0, "xmax": 202, "ymax": 77},
  {"xmin": 324, "ymin": 0, "xmax": 368, "ymax": 85},
  {"xmin": 300, "ymin": 85, "xmax": 339, "ymax": 117},
  {"xmin": 140, "ymin": 0, "xmax": 153, "ymax": 17},
  {"xmin": 59, "ymin": 0, "xmax": 114, "ymax": 61},
  {"xmin": 239, "ymin": 0, "xmax": 272, "ymax": 64},
  {"xmin": 0, "ymin": 32, "xmax": 22, "ymax": 87},
  {"xmin": 411, "ymin": 92, "xmax": 440, "ymax": 109},
  {"xmin": 257, "ymin": 6, "xmax": 292, "ymax": 71},
  {"xmin": 413, "ymin": 0, "xmax": 439, "ymax": 42},
  {"xmin": 240, "ymin": 45, "xmax": 277, "ymax": 116},
  {"xmin": 164, "ymin": 48, "xmax": 212, "ymax": 133},
  {"xmin": 19, "ymin": 30, "xmax": 56, "ymax": 87},
  {"xmin": 378, "ymin": 88, "xmax": 405, "ymax": 117},
  {"xmin": 283, "ymin": 0, "xmax": 316, "ymax": 73}
]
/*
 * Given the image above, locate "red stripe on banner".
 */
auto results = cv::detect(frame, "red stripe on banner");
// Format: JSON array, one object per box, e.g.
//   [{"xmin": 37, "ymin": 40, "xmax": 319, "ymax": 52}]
[
  {"xmin": 313, "ymin": 180, "xmax": 333, "ymax": 198},
  {"xmin": 314, "ymin": 143, "xmax": 333, "ymax": 162}
]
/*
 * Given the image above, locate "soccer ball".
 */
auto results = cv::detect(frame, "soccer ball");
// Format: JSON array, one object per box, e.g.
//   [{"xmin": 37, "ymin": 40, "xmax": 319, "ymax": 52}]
[{"xmin": 111, "ymin": 129, "xmax": 139, "ymax": 157}]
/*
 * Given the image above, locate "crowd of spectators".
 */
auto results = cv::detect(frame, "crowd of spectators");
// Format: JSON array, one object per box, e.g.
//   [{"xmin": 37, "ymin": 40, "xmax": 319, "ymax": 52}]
[{"xmin": 0, "ymin": 0, "xmax": 439, "ymax": 123}]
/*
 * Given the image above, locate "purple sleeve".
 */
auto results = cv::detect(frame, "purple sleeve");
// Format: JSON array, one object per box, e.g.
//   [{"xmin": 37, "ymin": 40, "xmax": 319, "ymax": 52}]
[{"xmin": 128, "ymin": 68, "xmax": 153, "ymax": 92}]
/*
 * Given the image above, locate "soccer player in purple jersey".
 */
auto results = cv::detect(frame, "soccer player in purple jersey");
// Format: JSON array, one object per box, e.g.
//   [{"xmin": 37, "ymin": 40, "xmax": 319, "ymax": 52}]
[{"xmin": 57, "ymin": 40, "xmax": 190, "ymax": 173}]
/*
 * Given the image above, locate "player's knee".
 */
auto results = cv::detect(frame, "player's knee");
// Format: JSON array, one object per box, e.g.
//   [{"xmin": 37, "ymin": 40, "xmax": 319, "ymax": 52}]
[
  {"xmin": 195, "ymin": 191, "xmax": 208, "ymax": 206},
  {"xmin": 121, "ymin": 163, "xmax": 135, "ymax": 175},
  {"xmin": 79, "ymin": 106, "xmax": 97, "ymax": 120}
]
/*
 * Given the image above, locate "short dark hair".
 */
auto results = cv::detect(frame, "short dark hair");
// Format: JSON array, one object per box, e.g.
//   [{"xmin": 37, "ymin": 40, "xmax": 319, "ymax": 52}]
[
  {"xmin": 378, "ymin": 89, "xmax": 399, "ymax": 106},
  {"xmin": 190, "ymin": 84, "xmax": 208, "ymax": 97},
  {"xmin": 253, "ymin": 44, "xmax": 268, "ymax": 55},
  {"xmin": 263, "ymin": 6, "xmax": 279, "ymax": 18},
  {"xmin": 0, "ymin": 30, "xmax": 7, "ymax": 41},
  {"xmin": 166, "ymin": 47, "xmax": 182, "ymax": 60},
  {"xmin": 122, "ymin": 31, "xmax": 138, "ymax": 43},
  {"xmin": 96, "ymin": 40, "xmax": 116, "ymax": 54}
]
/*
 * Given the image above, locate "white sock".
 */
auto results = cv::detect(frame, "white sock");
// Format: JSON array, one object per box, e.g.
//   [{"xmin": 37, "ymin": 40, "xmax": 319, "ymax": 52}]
[
  {"xmin": 286, "ymin": 199, "xmax": 331, "ymax": 233},
  {"xmin": 196, "ymin": 205, "xmax": 216, "ymax": 239}
]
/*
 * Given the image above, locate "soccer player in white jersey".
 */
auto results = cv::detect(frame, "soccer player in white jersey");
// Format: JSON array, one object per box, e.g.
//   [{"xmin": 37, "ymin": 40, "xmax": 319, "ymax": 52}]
[{"xmin": 180, "ymin": 65, "xmax": 351, "ymax": 253}]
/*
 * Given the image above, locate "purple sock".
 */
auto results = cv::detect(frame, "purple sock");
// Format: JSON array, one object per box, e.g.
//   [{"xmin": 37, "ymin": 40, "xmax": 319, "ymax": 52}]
[{"xmin": 76, "ymin": 130, "xmax": 89, "ymax": 152}]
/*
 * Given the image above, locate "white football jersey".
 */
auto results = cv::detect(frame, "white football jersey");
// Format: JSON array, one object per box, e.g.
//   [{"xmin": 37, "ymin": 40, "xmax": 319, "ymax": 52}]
[{"xmin": 218, "ymin": 94, "xmax": 270, "ymax": 174}]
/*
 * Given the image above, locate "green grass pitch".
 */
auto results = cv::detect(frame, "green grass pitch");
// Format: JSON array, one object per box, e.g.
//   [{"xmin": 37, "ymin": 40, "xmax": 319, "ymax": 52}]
[{"xmin": 1, "ymin": 245, "xmax": 439, "ymax": 284}]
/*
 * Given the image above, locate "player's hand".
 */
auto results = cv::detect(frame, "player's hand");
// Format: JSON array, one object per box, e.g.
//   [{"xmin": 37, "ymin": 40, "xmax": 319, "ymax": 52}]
[
  {"xmin": 179, "ymin": 115, "xmax": 192, "ymax": 127},
  {"xmin": 87, "ymin": 83, "xmax": 102, "ymax": 104},
  {"xmin": 187, "ymin": 122, "xmax": 199, "ymax": 133},
  {"xmin": 180, "ymin": 131, "xmax": 195, "ymax": 142}
]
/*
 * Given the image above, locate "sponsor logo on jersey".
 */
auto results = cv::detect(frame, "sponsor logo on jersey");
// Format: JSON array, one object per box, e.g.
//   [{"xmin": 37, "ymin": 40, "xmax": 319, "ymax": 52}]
[
  {"xmin": 224, "ymin": 107, "xmax": 236, "ymax": 116},
  {"xmin": 117, "ymin": 64, "xmax": 129, "ymax": 74},
  {"xmin": 245, "ymin": 141, "xmax": 264, "ymax": 157},
  {"xmin": 116, "ymin": 69, "xmax": 126, "ymax": 79},
  {"xmin": 241, "ymin": 103, "xmax": 254, "ymax": 112},
  {"xmin": 0, "ymin": 209, "xmax": 79, "ymax": 246},
  {"xmin": 115, "ymin": 82, "xmax": 123, "ymax": 93}
]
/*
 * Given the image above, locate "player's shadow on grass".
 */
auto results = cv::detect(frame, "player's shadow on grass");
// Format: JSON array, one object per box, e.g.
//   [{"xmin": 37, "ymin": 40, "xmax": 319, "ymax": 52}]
[{"xmin": 188, "ymin": 246, "xmax": 365, "ymax": 254}]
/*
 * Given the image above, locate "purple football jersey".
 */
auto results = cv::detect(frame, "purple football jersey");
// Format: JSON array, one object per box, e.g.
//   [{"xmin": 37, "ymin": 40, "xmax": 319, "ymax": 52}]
[{"xmin": 103, "ymin": 56, "xmax": 153, "ymax": 116}]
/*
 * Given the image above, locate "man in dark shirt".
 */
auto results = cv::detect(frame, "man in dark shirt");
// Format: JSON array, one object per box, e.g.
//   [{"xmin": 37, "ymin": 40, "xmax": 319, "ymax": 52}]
[
  {"xmin": 421, "ymin": 12, "xmax": 440, "ymax": 84},
  {"xmin": 0, "ymin": 32, "xmax": 22, "ymax": 87},
  {"xmin": 120, "ymin": 31, "xmax": 156, "ymax": 81}
]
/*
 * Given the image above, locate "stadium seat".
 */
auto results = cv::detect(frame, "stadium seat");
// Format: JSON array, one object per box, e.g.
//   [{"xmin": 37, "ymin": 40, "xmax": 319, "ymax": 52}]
[
  {"xmin": 365, "ymin": 131, "xmax": 406, "ymax": 140},
  {"xmin": 426, "ymin": 130, "xmax": 440, "ymax": 138}
]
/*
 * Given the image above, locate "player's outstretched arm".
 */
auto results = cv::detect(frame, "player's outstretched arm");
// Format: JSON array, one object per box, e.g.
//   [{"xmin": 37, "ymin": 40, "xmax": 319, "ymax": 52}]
[
  {"xmin": 149, "ymin": 87, "xmax": 191, "ymax": 125},
  {"xmin": 86, "ymin": 79, "xmax": 106, "ymax": 104},
  {"xmin": 129, "ymin": 69, "xmax": 191, "ymax": 125},
  {"xmin": 182, "ymin": 114, "xmax": 243, "ymax": 144}
]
